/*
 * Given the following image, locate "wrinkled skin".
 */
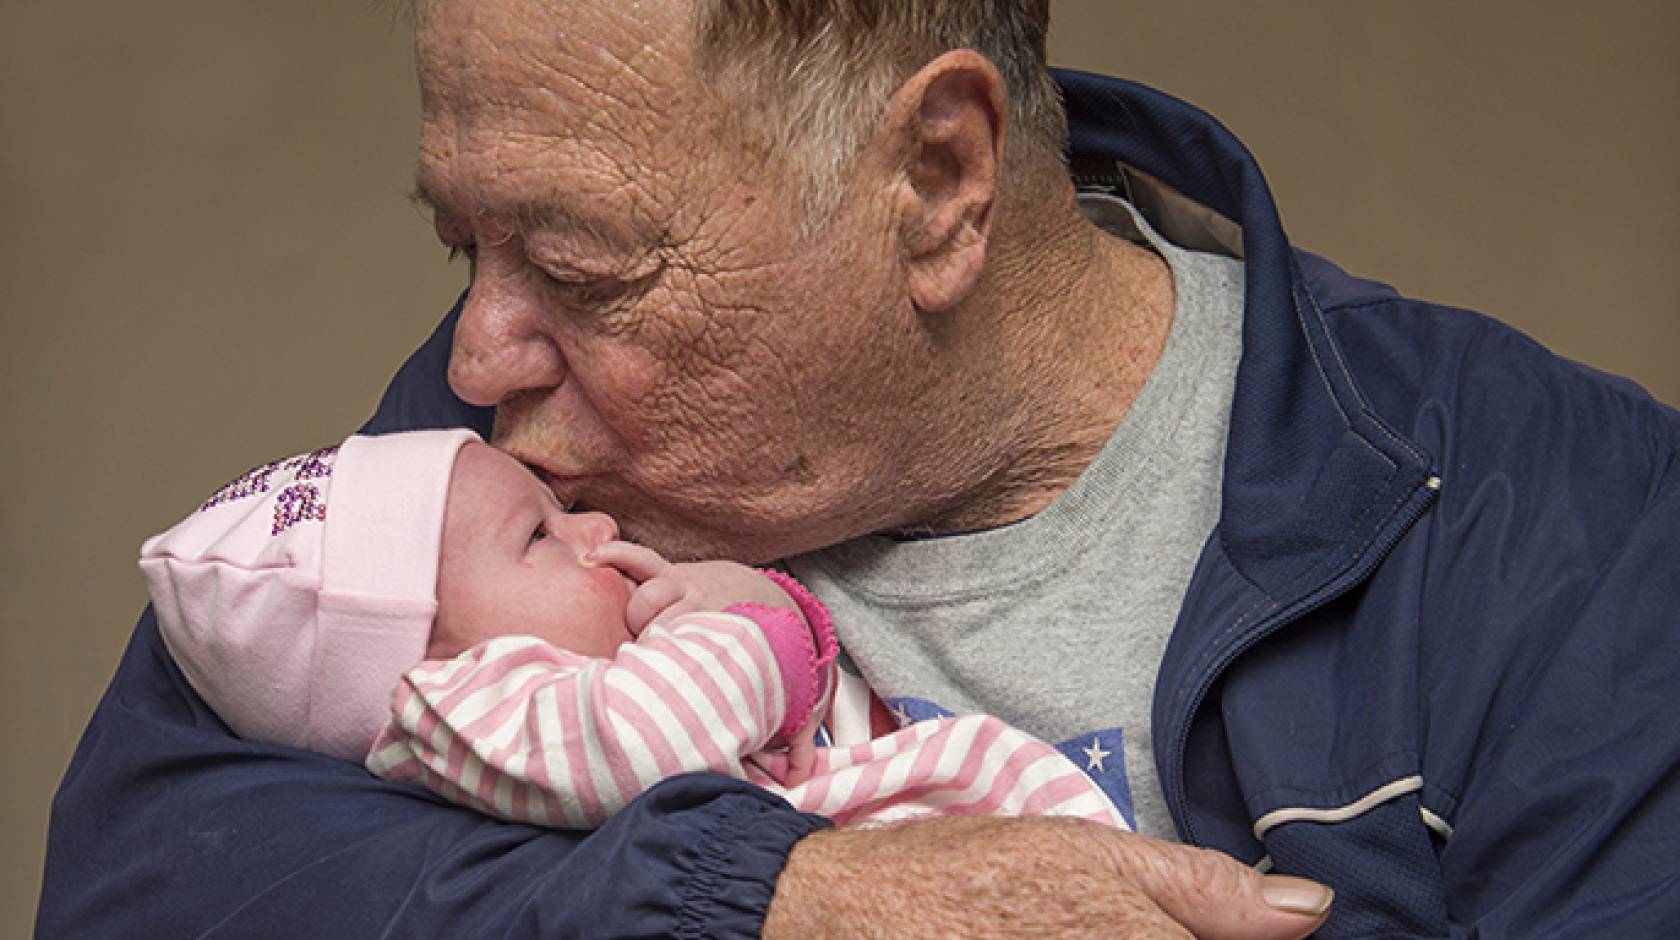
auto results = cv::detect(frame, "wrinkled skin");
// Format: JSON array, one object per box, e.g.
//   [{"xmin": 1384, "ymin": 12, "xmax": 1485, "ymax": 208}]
[{"xmin": 419, "ymin": 0, "xmax": 986, "ymax": 563}]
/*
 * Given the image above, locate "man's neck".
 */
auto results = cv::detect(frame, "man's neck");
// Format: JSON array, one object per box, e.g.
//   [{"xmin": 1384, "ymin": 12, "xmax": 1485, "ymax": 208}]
[{"xmin": 901, "ymin": 189, "xmax": 1176, "ymax": 536}]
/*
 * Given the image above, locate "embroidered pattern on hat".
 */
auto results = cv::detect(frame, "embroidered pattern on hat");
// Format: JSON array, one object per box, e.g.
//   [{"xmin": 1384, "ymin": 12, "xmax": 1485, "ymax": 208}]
[
  {"xmin": 200, "ymin": 459, "xmax": 286, "ymax": 512},
  {"xmin": 289, "ymin": 446, "xmax": 338, "ymax": 481},
  {"xmin": 198, "ymin": 445, "xmax": 340, "ymax": 513},
  {"xmin": 272, "ymin": 482, "xmax": 327, "ymax": 535}
]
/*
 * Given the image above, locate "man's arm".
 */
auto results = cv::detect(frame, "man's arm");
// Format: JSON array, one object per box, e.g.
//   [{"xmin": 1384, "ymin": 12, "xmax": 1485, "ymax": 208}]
[
  {"xmin": 767, "ymin": 816, "xmax": 1334, "ymax": 940},
  {"xmin": 38, "ymin": 608, "xmax": 827, "ymax": 938}
]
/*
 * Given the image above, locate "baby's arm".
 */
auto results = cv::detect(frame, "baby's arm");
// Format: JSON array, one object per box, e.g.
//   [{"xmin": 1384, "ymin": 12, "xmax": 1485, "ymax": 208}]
[
  {"xmin": 589, "ymin": 541, "xmax": 837, "ymax": 784},
  {"xmin": 367, "ymin": 607, "xmax": 834, "ymax": 826}
]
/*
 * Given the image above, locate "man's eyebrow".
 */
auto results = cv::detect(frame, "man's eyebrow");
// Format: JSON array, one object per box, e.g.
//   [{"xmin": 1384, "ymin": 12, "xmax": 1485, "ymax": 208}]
[
  {"xmin": 510, "ymin": 199, "xmax": 640, "ymax": 249},
  {"xmin": 409, "ymin": 177, "xmax": 638, "ymax": 249}
]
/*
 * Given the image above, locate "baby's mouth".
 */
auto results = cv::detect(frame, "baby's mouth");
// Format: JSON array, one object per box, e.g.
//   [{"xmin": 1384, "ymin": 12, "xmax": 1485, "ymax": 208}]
[{"xmin": 585, "ymin": 556, "xmax": 639, "ymax": 598}]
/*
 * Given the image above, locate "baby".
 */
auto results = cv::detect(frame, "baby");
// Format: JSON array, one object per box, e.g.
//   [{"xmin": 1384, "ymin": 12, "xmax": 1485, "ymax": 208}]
[{"xmin": 141, "ymin": 429, "xmax": 1124, "ymax": 830}]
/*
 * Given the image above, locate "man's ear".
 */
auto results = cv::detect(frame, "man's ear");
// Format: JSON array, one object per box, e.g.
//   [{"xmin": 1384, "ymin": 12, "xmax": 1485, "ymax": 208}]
[{"xmin": 881, "ymin": 49, "xmax": 1006, "ymax": 313}]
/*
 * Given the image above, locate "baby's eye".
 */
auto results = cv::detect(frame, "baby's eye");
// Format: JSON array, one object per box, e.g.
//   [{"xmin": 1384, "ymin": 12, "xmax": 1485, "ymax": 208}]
[{"xmin": 529, "ymin": 523, "xmax": 549, "ymax": 546}]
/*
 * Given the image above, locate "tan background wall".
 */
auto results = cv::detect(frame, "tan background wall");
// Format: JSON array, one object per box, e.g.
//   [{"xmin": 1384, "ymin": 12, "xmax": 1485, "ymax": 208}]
[{"xmin": 5, "ymin": 2, "xmax": 1675, "ymax": 932}]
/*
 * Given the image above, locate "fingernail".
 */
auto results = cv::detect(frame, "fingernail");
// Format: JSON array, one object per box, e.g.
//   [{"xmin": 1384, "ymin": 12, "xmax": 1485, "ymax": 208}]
[{"xmin": 1260, "ymin": 875, "xmax": 1333, "ymax": 916}]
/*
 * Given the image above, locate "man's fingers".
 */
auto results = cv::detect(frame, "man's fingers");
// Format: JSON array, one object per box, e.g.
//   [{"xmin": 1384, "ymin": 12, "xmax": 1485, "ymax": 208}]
[{"xmin": 1100, "ymin": 836, "xmax": 1331, "ymax": 940}]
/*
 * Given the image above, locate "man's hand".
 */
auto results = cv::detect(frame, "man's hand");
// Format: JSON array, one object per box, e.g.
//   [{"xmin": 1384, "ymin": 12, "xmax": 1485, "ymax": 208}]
[{"xmin": 764, "ymin": 816, "xmax": 1331, "ymax": 939}]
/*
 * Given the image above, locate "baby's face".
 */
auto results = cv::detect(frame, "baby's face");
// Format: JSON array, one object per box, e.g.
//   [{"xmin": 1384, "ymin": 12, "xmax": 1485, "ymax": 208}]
[{"xmin": 429, "ymin": 442, "xmax": 638, "ymax": 660}]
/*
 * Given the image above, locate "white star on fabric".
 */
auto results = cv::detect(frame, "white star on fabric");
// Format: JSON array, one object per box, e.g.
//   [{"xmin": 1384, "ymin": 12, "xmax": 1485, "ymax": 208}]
[
  {"xmin": 892, "ymin": 704, "xmax": 913, "ymax": 727},
  {"xmin": 1082, "ymin": 737, "xmax": 1112, "ymax": 772}
]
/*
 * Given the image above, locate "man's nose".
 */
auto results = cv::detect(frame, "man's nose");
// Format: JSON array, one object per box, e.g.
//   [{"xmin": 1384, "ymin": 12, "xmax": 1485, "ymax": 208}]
[{"xmin": 447, "ymin": 262, "xmax": 566, "ymax": 407}]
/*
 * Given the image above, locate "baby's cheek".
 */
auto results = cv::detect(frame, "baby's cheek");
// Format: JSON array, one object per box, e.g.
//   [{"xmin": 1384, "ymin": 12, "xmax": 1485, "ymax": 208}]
[
  {"xmin": 428, "ymin": 588, "xmax": 503, "ymax": 658},
  {"xmin": 588, "ymin": 564, "xmax": 634, "ymax": 612}
]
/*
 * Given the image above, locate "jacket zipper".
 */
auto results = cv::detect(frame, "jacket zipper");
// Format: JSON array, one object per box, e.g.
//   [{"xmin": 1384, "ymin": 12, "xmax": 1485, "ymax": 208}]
[{"xmin": 1170, "ymin": 475, "xmax": 1440, "ymax": 846}]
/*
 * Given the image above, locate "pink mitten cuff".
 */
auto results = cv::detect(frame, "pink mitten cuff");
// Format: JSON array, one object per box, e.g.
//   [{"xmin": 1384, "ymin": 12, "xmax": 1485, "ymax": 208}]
[
  {"xmin": 726, "ymin": 569, "xmax": 837, "ymax": 739},
  {"xmin": 726, "ymin": 604, "xmax": 824, "ymax": 738},
  {"xmin": 755, "ymin": 568, "xmax": 837, "ymax": 673}
]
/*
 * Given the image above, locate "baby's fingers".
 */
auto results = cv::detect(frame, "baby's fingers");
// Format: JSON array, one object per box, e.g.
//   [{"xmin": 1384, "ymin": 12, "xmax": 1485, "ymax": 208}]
[
  {"xmin": 585, "ymin": 540, "xmax": 672, "ymax": 582},
  {"xmin": 781, "ymin": 731, "xmax": 819, "ymax": 789},
  {"xmin": 626, "ymin": 576, "xmax": 688, "ymax": 636}
]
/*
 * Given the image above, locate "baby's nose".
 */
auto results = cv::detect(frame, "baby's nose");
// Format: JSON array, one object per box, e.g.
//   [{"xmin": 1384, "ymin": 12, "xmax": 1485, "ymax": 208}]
[{"xmin": 564, "ymin": 511, "xmax": 620, "ymax": 548}]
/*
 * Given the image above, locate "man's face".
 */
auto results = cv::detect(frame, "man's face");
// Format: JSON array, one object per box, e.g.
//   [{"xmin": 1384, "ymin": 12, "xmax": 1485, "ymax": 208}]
[{"xmin": 415, "ymin": 0, "xmax": 939, "ymax": 563}]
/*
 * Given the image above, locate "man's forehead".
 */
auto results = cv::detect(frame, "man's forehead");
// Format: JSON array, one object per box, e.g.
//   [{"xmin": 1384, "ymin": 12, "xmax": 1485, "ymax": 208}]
[
  {"xmin": 413, "ymin": 0, "xmax": 704, "ymax": 223},
  {"xmin": 414, "ymin": 0, "xmax": 695, "ymax": 91}
]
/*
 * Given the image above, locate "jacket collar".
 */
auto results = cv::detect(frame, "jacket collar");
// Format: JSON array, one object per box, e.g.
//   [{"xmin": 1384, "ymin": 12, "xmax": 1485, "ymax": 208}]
[{"xmin": 1058, "ymin": 68, "xmax": 1436, "ymax": 602}]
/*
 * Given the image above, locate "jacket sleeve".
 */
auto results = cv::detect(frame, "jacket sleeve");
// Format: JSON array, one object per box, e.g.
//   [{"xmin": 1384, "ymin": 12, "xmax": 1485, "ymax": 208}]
[
  {"xmin": 367, "ymin": 616, "xmax": 797, "ymax": 828},
  {"xmin": 37, "ymin": 604, "xmax": 826, "ymax": 933},
  {"xmin": 37, "ymin": 607, "xmax": 830, "ymax": 938},
  {"xmin": 38, "ymin": 300, "xmax": 832, "ymax": 937},
  {"xmin": 1432, "ymin": 477, "xmax": 1680, "ymax": 938}
]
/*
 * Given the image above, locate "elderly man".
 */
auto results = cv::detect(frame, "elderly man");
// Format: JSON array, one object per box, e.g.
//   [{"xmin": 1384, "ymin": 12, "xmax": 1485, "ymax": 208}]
[{"xmin": 41, "ymin": 1, "xmax": 1680, "ymax": 937}]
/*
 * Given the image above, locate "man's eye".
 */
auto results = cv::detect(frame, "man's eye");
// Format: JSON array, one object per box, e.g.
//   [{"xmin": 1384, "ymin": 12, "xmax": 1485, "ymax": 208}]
[
  {"xmin": 547, "ymin": 275, "xmax": 633, "ymax": 308},
  {"xmin": 544, "ymin": 260, "xmax": 665, "ymax": 317}
]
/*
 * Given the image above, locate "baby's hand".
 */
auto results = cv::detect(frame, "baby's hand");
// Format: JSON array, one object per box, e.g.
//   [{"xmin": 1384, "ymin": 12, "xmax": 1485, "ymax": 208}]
[
  {"xmin": 779, "ymin": 723, "xmax": 820, "ymax": 788},
  {"xmin": 585, "ymin": 541, "xmax": 799, "ymax": 636}
]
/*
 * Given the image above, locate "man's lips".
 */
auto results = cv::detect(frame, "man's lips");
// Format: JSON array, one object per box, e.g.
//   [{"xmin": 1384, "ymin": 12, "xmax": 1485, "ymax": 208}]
[{"xmin": 532, "ymin": 466, "xmax": 585, "ymax": 511}]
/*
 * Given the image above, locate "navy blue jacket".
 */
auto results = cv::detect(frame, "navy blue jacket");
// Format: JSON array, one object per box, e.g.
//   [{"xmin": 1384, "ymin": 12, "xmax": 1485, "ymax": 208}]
[{"xmin": 40, "ymin": 70, "xmax": 1680, "ymax": 937}]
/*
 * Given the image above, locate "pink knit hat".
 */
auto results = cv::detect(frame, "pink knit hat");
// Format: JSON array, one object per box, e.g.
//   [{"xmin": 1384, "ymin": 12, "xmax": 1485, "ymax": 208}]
[{"xmin": 139, "ymin": 428, "xmax": 481, "ymax": 761}]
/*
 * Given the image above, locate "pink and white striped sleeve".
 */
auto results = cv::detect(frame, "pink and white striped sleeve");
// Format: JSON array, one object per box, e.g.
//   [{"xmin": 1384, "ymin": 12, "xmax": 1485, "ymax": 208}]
[
  {"xmin": 365, "ymin": 611, "xmax": 798, "ymax": 828},
  {"xmin": 756, "ymin": 715, "xmax": 1130, "ymax": 831}
]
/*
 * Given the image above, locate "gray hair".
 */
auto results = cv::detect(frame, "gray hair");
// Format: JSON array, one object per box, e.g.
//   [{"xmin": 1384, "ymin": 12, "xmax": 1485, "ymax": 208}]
[{"xmin": 695, "ymin": 0, "xmax": 1067, "ymax": 226}]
